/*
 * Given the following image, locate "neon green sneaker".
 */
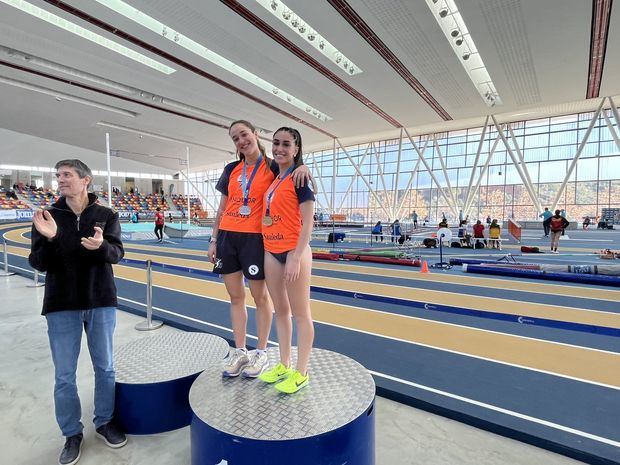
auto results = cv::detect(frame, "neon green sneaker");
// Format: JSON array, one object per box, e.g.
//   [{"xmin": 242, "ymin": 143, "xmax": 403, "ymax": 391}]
[
  {"xmin": 275, "ymin": 370, "xmax": 309, "ymax": 394},
  {"xmin": 258, "ymin": 362, "xmax": 293, "ymax": 383}
]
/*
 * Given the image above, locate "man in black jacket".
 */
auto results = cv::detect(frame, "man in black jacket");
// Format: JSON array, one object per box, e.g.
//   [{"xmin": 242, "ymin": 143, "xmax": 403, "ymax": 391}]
[{"xmin": 29, "ymin": 159, "xmax": 127, "ymax": 465}]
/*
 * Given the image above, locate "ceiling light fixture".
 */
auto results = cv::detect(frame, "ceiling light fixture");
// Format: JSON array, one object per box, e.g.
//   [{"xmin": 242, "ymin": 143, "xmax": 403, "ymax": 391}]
[
  {"xmin": 0, "ymin": 0, "xmax": 175, "ymax": 75},
  {"xmin": 93, "ymin": 0, "xmax": 331, "ymax": 122},
  {"xmin": 0, "ymin": 76, "xmax": 138, "ymax": 117},
  {"xmin": 425, "ymin": 0, "xmax": 502, "ymax": 108},
  {"xmin": 253, "ymin": 0, "xmax": 363, "ymax": 77}
]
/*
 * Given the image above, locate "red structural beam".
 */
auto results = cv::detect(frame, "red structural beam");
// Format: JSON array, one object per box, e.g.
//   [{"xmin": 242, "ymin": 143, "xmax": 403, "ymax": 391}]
[
  {"xmin": 42, "ymin": 0, "xmax": 337, "ymax": 138},
  {"xmin": 587, "ymin": 0, "xmax": 613, "ymax": 99},
  {"xmin": 326, "ymin": 0, "xmax": 452, "ymax": 121},
  {"xmin": 220, "ymin": 0, "xmax": 403, "ymax": 128}
]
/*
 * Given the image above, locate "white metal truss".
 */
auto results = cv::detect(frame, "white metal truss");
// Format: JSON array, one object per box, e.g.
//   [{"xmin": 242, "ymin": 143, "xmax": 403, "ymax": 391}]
[
  {"xmin": 371, "ymin": 142, "xmax": 393, "ymax": 218},
  {"xmin": 392, "ymin": 129, "xmax": 404, "ymax": 217},
  {"xmin": 602, "ymin": 97, "xmax": 620, "ymax": 152},
  {"xmin": 178, "ymin": 170, "xmax": 218, "ymax": 212},
  {"xmin": 336, "ymin": 139, "xmax": 393, "ymax": 219},
  {"xmin": 336, "ymin": 143, "xmax": 372, "ymax": 212},
  {"xmin": 306, "ymin": 151, "xmax": 330, "ymax": 211},
  {"xmin": 202, "ymin": 174, "xmax": 223, "ymax": 213},
  {"xmin": 331, "ymin": 138, "xmax": 337, "ymax": 214},
  {"xmin": 490, "ymin": 115, "xmax": 542, "ymax": 213},
  {"xmin": 299, "ymin": 96, "xmax": 620, "ymax": 221},
  {"xmin": 403, "ymin": 128, "xmax": 459, "ymax": 218},
  {"xmin": 463, "ymin": 115, "xmax": 489, "ymax": 213},
  {"xmin": 609, "ymin": 96, "xmax": 620, "ymax": 148},
  {"xmin": 431, "ymin": 135, "xmax": 460, "ymax": 215},
  {"xmin": 551, "ymin": 97, "xmax": 606, "ymax": 211},
  {"xmin": 463, "ymin": 127, "xmax": 504, "ymax": 216},
  {"xmin": 394, "ymin": 138, "xmax": 429, "ymax": 219}
]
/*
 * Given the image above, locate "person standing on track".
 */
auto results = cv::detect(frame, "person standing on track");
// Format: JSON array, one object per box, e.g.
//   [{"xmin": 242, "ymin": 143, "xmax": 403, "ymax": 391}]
[
  {"xmin": 208, "ymin": 120, "xmax": 312, "ymax": 378},
  {"xmin": 257, "ymin": 127, "xmax": 315, "ymax": 394},
  {"xmin": 539, "ymin": 207, "xmax": 552, "ymax": 237},
  {"xmin": 544, "ymin": 209, "xmax": 569, "ymax": 254},
  {"xmin": 154, "ymin": 207, "xmax": 165, "ymax": 243}
]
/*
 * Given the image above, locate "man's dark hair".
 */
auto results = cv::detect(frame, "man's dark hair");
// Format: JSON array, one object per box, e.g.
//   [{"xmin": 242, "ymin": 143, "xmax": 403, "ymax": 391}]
[{"xmin": 55, "ymin": 159, "xmax": 93, "ymax": 188}]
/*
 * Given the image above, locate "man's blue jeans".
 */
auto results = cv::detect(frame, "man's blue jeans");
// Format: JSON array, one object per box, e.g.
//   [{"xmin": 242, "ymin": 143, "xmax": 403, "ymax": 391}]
[{"xmin": 46, "ymin": 307, "xmax": 116, "ymax": 437}]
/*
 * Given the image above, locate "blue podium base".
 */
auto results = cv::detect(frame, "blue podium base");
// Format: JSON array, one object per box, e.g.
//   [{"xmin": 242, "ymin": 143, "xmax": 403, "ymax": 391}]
[
  {"xmin": 115, "ymin": 373, "xmax": 199, "ymax": 435},
  {"xmin": 190, "ymin": 403, "xmax": 375, "ymax": 465},
  {"xmin": 189, "ymin": 348, "xmax": 376, "ymax": 465},
  {"xmin": 112, "ymin": 332, "xmax": 229, "ymax": 435}
]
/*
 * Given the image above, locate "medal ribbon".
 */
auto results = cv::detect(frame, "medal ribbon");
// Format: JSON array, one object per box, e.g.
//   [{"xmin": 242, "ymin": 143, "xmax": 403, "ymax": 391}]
[
  {"xmin": 265, "ymin": 166, "xmax": 294, "ymax": 216},
  {"xmin": 241, "ymin": 155, "xmax": 263, "ymax": 207}
]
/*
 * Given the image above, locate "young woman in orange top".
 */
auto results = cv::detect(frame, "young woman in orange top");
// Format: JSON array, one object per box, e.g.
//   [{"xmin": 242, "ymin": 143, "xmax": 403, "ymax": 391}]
[
  {"xmin": 208, "ymin": 120, "xmax": 311, "ymax": 378},
  {"xmin": 257, "ymin": 127, "xmax": 315, "ymax": 394}
]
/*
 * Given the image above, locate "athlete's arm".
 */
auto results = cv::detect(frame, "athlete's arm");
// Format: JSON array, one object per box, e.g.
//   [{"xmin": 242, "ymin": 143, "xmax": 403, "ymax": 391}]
[
  {"xmin": 207, "ymin": 195, "xmax": 227, "ymax": 264},
  {"xmin": 285, "ymin": 200, "xmax": 315, "ymax": 282}
]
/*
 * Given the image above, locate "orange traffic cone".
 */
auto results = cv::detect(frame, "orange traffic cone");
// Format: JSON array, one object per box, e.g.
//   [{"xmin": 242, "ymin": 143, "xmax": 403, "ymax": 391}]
[{"xmin": 420, "ymin": 260, "xmax": 430, "ymax": 273}]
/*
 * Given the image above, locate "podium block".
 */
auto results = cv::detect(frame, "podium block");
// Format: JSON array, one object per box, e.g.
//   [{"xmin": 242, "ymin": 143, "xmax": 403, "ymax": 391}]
[{"xmin": 114, "ymin": 332, "xmax": 229, "ymax": 434}]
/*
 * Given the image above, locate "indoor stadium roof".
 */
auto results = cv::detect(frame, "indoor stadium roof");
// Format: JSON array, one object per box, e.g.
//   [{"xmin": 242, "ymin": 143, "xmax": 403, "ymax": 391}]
[{"xmin": 0, "ymin": 0, "xmax": 618, "ymax": 172}]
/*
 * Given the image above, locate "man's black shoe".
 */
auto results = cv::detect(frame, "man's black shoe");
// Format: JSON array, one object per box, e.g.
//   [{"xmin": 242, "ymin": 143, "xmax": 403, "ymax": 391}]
[
  {"xmin": 96, "ymin": 422, "xmax": 127, "ymax": 448},
  {"xmin": 59, "ymin": 433, "xmax": 82, "ymax": 465}
]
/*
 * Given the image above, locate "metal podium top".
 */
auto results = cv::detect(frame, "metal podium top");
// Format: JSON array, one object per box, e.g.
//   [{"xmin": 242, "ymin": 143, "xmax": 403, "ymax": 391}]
[
  {"xmin": 189, "ymin": 347, "xmax": 375, "ymax": 440},
  {"xmin": 115, "ymin": 332, "xmax": 229, "ymax": 384}
]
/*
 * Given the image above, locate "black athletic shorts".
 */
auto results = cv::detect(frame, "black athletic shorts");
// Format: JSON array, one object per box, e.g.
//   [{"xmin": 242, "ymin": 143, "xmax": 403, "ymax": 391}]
[
  {"xmin": 214, "ymin": 230, "xmax": 265, "ymax": 280},
  {"xmin": 268, "ymin": 250, "xmax": 292, "ymax": 265}
]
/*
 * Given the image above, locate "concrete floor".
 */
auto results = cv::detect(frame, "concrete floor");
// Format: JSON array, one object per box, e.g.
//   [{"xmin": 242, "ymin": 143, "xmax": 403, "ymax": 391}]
[{"xmin": 0, "ymin": 274, "xmax": 585, "ymax": 465}]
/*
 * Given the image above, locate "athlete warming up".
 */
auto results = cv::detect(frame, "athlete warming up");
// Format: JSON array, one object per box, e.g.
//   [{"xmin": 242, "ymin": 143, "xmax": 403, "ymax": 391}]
[
  {"xmin": 209, "ymin": 120, "xmax": 312, "ymax": 378},
  {"xmin": 258, "ymin": 127, "xmax": 315, "ymax": 394}
]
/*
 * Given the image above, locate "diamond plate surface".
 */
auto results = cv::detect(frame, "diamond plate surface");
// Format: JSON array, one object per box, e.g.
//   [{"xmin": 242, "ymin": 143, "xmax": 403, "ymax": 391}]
[
  {"xmin": 115, "ymin": 332, "xmax": 229, "ymax": 384},
  {"xmin": 189, "ymin": 348, "xmax": 375, "ymax": 440}
]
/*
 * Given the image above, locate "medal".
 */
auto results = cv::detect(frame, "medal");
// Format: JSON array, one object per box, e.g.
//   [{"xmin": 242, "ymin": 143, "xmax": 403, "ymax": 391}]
[
  {"xmin": 239, "ymin": 155, "xmax": 262, "ymax": 218},
  {"xmin": 264, "ymin": 166, "xmax": 294, "ymax": 223}
]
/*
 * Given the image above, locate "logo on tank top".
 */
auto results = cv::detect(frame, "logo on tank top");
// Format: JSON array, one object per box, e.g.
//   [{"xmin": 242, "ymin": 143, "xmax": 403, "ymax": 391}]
[{"xmin": 248, "ymin": 265, "xmax": 259, "ymax": 276}]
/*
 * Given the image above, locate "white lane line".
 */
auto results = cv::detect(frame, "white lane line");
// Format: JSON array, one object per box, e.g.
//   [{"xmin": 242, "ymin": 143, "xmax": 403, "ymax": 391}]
[{"xmin": 371, "ymin": 371, "xmax": 620, "ymax": 448}]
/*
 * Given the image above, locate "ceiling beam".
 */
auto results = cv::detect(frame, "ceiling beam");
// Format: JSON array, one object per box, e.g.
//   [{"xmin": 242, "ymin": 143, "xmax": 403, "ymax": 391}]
[
  {"xmin": 586, "ymin": 0, "xmax": 613, "ymax": 99},
  {"xmin": 219, "ymin": 0, "xmax": 403, "ymax": 128},
  {"xmin": 0, "ymin": 59, "xmax": 232, "ymax": 130},
  {"xmin": 41, "ymin": 0, "xmax": 336, "ymax": 138},
  {"xmin": 326, "ymin": 0, "xmax": 452, "ymax": 121}
]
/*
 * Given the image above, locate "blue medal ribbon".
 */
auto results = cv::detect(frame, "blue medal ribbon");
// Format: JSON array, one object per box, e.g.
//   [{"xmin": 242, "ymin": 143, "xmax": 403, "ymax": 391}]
[
  {"xmin": 241, "ymin": 155, "xmax": 263, "ymax": 207},
  {"xmin": 265, "ymin": 166, "xmax": 294, "ymax": 217}
]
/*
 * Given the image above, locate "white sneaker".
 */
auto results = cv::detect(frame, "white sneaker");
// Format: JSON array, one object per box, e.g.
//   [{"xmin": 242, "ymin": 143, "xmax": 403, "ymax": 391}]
[
  {"xmin": 222, "ymin": 349, "xmax": 250, "ymax": 377},
  {"xmin": 241, "ymin": 351, "xmax": 269, "ymax": 378}
]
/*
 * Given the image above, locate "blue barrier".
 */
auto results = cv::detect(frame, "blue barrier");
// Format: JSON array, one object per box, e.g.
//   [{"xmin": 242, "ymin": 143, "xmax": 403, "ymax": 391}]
[
  {"xmin": 311, "ymin": 286, "xmax": 620, "ymax": 337},
  {"xmin": 119, "ymin": 258, "xmax": 218, "ymax": 279},
  {"xmin": 463, "ymin": 264, "xmax": 620, "ymax": 288}
]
